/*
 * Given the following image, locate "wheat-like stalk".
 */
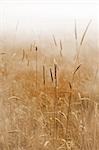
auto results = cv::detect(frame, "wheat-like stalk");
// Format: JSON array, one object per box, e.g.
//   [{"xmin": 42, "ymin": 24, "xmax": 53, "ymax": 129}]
[
  {"xmin": 22, "ymin": 49, "xmax": 25, "ymax": 61},
  {"xmin": 50, "ymin": 68, "xmax": 54, "ymax": 83},
  {"xmin": 60, "ymin": 40, "xmax": 63, "ymax": 57}
]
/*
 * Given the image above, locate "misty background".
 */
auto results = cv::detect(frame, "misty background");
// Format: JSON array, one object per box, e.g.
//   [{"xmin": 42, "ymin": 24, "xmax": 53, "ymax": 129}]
[{"xmin": 0, "ymin": 0, "xmax": 99, "ymax": 57}]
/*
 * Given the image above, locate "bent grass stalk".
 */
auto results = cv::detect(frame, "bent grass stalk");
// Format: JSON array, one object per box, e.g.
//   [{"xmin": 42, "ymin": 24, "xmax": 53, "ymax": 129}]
[{"xmin": 75, "ymin": 20, "xmax": 92, "ymax": 65}]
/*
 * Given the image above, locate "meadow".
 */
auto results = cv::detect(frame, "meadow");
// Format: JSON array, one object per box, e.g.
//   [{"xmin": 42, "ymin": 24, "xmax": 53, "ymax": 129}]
[{"xmin": 0, "ymin": 20, "xmax": 99, "ymax": 150}]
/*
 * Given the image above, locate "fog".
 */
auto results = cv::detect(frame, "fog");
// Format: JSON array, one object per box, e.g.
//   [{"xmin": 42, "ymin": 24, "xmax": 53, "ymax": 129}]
[{"xmin": 0, "ymin": 0, "xmax": 99, "ymax": 56}]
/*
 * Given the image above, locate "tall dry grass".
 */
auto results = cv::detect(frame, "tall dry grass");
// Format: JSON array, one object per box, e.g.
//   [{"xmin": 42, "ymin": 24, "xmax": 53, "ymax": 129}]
[{"xmin": 0, "ymin": 20, "xmax": 99, "ymax": 150}]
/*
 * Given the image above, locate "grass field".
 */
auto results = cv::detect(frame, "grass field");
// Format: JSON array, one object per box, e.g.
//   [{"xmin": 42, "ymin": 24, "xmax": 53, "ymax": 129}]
[{"xmin": 0, "ymin": 19, "xmax": 99, "ymax": 150}]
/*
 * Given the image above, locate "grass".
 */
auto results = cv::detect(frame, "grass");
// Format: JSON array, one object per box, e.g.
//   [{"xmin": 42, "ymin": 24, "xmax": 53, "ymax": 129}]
[{"xmin": 0, "ymin": 20, "xmax": 99, "ymax": 150}]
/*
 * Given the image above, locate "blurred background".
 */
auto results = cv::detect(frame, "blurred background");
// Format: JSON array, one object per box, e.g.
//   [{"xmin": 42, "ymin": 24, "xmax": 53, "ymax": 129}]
[{"xmin": 0, "ymin": 0, "xmax": 98, "ymax": 57}]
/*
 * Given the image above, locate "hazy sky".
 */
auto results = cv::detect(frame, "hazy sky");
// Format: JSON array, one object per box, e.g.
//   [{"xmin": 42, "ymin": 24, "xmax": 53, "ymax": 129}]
[
  {"xmin": 0, "ymin": 1, "xmax": 98, "ymax": 31},
  {"xmin": 0, "ymin": 0, "xmax": 98, "ymax": 50}
]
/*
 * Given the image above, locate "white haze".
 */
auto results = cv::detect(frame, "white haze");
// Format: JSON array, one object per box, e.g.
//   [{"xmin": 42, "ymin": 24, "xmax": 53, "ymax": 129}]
[{"xmin": 0, "ymin": 0, "xmax": 99, "ymax": 56}]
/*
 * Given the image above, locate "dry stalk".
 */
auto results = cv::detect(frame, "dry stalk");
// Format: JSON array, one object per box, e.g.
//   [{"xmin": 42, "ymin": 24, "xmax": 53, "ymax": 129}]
[{"xmin": 35, "ymin": 46, "xmax": 38, "ymax": 90}]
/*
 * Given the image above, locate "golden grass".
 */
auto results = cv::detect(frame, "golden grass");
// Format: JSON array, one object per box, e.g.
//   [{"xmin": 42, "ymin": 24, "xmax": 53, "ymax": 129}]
[{"xmin": 0, "ymin": 21, "xmax": 99, "ymax": 150}]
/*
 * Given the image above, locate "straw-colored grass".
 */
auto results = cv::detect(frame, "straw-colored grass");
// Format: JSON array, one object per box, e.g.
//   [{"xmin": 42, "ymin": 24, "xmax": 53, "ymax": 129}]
[{"xmin": 0, "ymin": 21, "xmax": 99, "ymax": 150}]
